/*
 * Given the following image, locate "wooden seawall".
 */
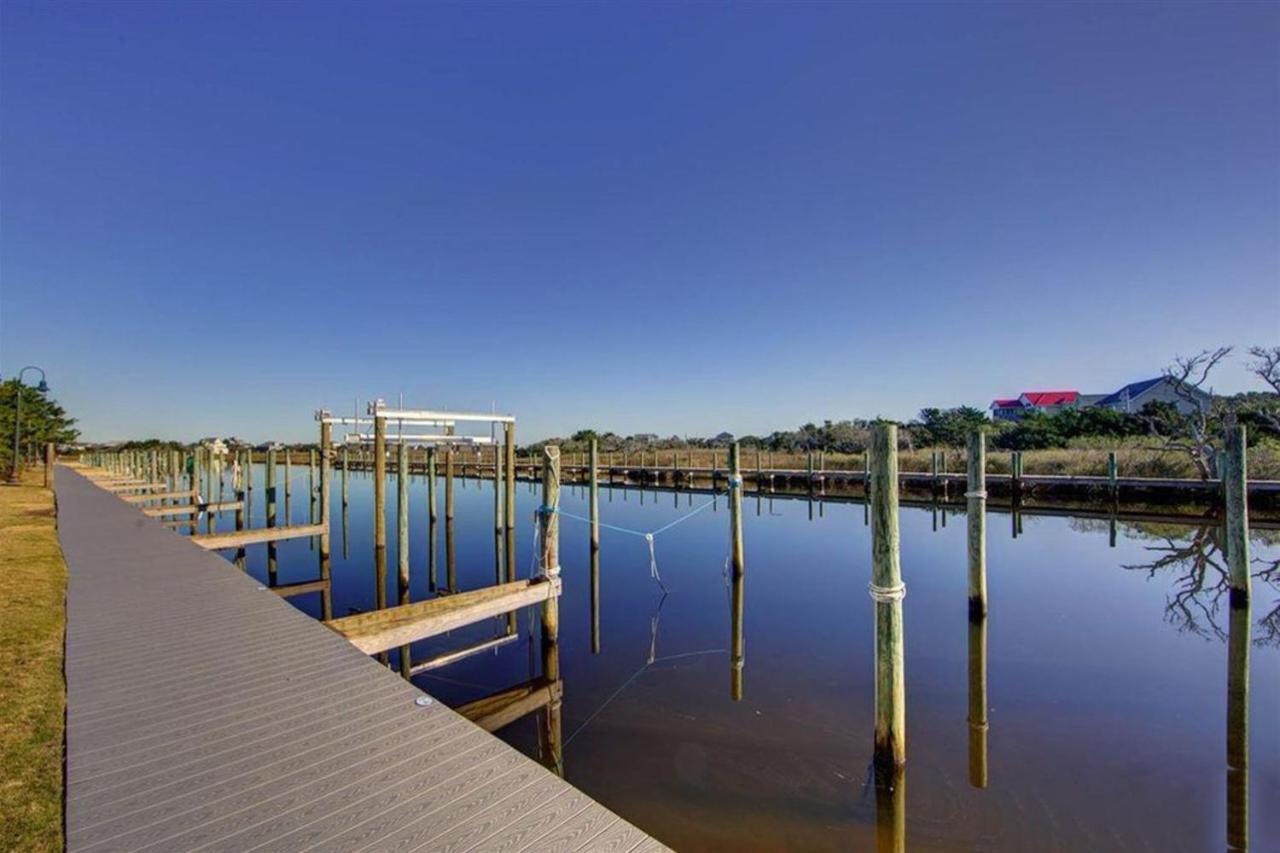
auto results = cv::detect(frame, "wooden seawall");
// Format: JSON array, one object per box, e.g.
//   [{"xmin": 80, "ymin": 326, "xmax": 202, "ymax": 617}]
[{"xmin": 56, "ymin": 466, "xmax": 665, "ymax": 852}]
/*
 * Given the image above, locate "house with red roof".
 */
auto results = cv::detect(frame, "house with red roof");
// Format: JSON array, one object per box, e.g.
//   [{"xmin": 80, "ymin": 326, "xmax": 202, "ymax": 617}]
[{"xmin": 990, "ymin": 390, "xmax": 1087, "ymax": 421}]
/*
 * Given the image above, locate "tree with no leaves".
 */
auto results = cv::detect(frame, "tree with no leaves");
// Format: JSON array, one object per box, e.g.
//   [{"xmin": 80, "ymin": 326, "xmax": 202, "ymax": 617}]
[{"xmin": 1147, "ymin": 346, "xmax": 1232, "ymax": 479}]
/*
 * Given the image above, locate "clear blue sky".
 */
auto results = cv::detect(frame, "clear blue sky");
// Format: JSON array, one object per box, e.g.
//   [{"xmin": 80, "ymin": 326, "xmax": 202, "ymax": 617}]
[{"xmin": 2, "ymin": 1, "xmax": 1276, "ymax": 443}]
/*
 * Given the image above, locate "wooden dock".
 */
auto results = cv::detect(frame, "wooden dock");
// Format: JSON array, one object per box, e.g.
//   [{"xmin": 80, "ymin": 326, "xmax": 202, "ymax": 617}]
[{"xmin": 56, "ymin": 466, "xmax": 666, "ymax": 852}]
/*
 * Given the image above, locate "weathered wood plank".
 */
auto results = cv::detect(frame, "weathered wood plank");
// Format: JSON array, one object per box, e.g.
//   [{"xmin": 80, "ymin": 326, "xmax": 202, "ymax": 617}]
[
  {"xmin": 326, "ymin": 577, "xmax": 561, "ymax": 655},
  {"xmin": 191, "ymin": 522, "xmax": 326, "ymax": 550},
  {"xmin": 142, "ymin": 500, "xmax": 243, "ymax": 517},
  {"xmin": 118, "ymin": 489, "xmax": 197, "ymax": 503},
  {"xmin": 409, "ymin": 632, "xmax": 519, "ymax": 675}
]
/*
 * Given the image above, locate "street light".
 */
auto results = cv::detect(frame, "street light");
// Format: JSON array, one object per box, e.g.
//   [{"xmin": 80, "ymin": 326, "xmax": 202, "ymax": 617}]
[{"xmin": 10, "ymin": 366, "xmax": 50, "ymax": 482}]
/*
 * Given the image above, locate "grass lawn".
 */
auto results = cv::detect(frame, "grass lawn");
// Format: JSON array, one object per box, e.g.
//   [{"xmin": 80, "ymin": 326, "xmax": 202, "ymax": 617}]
[{"xmin": 0, "ymin": 466, "xmax": 66, "ymax": 852}]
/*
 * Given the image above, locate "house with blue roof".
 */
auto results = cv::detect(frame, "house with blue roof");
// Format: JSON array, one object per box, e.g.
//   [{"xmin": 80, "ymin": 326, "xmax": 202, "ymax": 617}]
[{"xmin": 1096, "ymin": 376, "xmax": 1212, "ymax": 415}]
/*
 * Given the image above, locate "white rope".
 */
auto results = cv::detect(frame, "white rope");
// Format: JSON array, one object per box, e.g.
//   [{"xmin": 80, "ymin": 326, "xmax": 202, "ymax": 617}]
[
  {"xmin": 868, "ymin": 581, "xmax": 906, "ymax": 602},
  {"xmin": 964, "ymin": 490, "xmax": 988, "ymax": 499}
]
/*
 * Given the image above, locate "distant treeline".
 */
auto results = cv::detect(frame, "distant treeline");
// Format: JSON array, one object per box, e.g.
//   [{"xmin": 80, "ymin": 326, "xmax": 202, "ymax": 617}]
[{"xmin": 530, "ymin": 391, "xmax": 1280, "ymax": 454}]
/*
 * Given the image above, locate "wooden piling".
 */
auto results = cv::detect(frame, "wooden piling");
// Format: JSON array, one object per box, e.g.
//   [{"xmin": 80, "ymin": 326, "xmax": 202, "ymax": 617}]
[
  {"xmin": 729, "ymin": 442, "xmax": 745, "ymax": 701},
  {"xmin": 493, "ymin": 443, "xmax": 503, "ymax": 585},
  {"xmin": 445, "ymin": 449, "xmax": 456, "ymax": 592},
  {"xmin": 44, "ymin": 442, "xmax": 54, "ymax": 488},
  {"xmin": 374, "ymin": 416, "xmax": 387, "ymax": 614},
  {"xmin": 341, "ymin": 444, "xmax": 350, "ymax": 507},
  {"xmin": 266, "ymin": 447, "xmax": 278, "ymax": 585},
  {"xmin": 967, "ymin": 431, "xmax": 987, "ymax": 618},
  {"xmin": 539, "ymin": 445, "xmax": 563, "ymax": 776},
  {"xmin": 869, "ymin": 423, "xmax": 905, "ymax": 770},
  {"xmin": 319, "ymin": 422, "xmax": 332, "ymax": 621},
  {"xmin": 284, "ymin": 448, "xmax": 292, "ymax": 525},
  {"xmin": 1224, "ymin": 425, "xmax": 1250, "ymax": 604},
  {"xmin": 427, "ymin": 447, "xmax": 437, "ymax": 591},
  {"xmin": 397, "ymin": 440, "xmax": 411, "ymax": 678}
]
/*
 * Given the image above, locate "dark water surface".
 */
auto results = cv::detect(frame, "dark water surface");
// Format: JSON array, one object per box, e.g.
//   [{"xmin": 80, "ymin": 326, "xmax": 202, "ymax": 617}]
[{"xmin": 217, "ymin": 466, "xmax": 1278, "ymax": 852}]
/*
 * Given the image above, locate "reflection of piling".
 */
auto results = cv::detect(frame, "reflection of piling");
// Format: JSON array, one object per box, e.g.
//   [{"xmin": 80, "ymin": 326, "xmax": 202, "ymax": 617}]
[
  {"xmin": 967, "ymin": 431, "xmax": 988, "ymax": 618},
  {"xmin": 539, "ymin": 446, "xmax": 564, "ymax": 776},
  {"xmin": 1224, "ymin": 425, "xmax": 1250, "ymax": 604},
  {"xmin": 589, "ymin": 439, "xmax": 600, "ymax": 653},
  {"xmin": 319, "ymin": 422, "xmax": 332, "ymax": 621},
  {"xmin": 427, "ymin": 447, "xmax": 437, "ymax": 590},
  {"xmin": 397, "ymin": 441, "xmax": 411, "ymax": 678},
  {"xmin": 870, "ymin": 423, "xmax": 905, "ymax": 770},
  {"xmin": 373, "ymin": 416, "xmax": 388, "ymax": 616},
  {"xmin": 1226, "ymin": 600, "xmax": 1250, "ymax": 853},
  {"xmin": 967, "ymin": 615, "xmax": 988, "ymax": 788},
  {"xmin": 874, "ymin": 764, "xmax": 906, "ymax": 853},
  {"xmin": 729, "ymin": 442, "xmax": 745, "ymax": 701}
]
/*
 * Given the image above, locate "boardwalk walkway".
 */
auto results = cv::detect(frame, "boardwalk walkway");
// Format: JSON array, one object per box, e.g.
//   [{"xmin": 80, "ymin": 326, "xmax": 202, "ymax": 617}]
[{"xmin": 56, "ymin": 467, "xmax": 665, "ymax": 852}]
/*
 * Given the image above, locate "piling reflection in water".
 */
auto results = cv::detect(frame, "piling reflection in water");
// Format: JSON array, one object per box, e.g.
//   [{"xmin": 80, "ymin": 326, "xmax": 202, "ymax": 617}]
[
  {"xmin": 1227, "ymin": 601, "xmax": 1250, "ymax": 852},
  {"xmin": 968, "ymin": 615, "xmax": 989, "ymax": 788},
  {"xmin": 874, "ymin": 764, "xmax": 906, "ymax": 853}
]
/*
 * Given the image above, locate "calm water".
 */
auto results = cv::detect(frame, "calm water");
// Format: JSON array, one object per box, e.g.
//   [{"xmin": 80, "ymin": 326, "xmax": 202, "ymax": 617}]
[{"xmin": 212, "ymin": 466, "xmax": 1278, "ymax": 851}]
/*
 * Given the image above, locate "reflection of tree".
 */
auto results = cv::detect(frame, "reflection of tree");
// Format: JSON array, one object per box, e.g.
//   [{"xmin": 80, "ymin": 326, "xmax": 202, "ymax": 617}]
[{"xmin": 1123, "ymin": 525, "xmax": 1280, "ymax": 646}]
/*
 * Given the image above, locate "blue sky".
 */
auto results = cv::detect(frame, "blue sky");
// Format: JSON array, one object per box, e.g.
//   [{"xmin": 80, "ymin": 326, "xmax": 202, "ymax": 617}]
[{"xmin": 2, "ymin": 1, "xmax": 1276, "ymax": 443}]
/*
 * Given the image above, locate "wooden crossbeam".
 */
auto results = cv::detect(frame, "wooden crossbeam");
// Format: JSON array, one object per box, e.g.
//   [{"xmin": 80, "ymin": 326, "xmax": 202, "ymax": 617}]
[
  {"xmin": 271, "ymin": 578, "xmax": 331, "ymax": 598},
  {"xmin": 455, "ymin": 677, "xmax": 562, "ymax": 733},
  {"xmin": 142, "ymin": 500, "xmax": 243, "ymax": 517},
  {"xmin": 119, "ymin": 490, "xmax": 197, "ymax": 504},
  {"xmin": 103, "ymin": 481, "xmax": 170, "ymax": 493},
  {"xmin": 408, "ymin": 632, "xmax": 518, "ymax": 675},
  {"xmin": 191, "ymin": 523, "xmax": 326, "ymax": 550},
  {"xmin": 326, "ymin": 577, "xmax": 560, "ymax": 655}
]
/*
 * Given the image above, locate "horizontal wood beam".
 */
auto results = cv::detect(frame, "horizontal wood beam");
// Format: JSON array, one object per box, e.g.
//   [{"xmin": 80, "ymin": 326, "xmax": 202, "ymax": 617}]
[
  {"xmin": 120, "ymin": 490, "xmax": 197, "ymax": 504},
  {"xmin": 326, "ymin": 577, "xmax": 560, "ymax": 655},
  {"xmin": 271, "ymin": 578, "xmax": 331, "ymax": 598},
  {"xmin": 191, "ymin": 523, "xmax": 326, "ymax": 550},
  {"xmin": 104, "ymin": 481, "xmax": 170, "ymax": 493},
  {"xmin": 143, "ymin": 501, "xmax": 243, "ymax": 517},
  {"xmin": 455, "ymin": 677, "xmax": 562, "ymax": 733},
  {"xmin": 408, "ymin": 632, "xmax": 518, "ymax": 675}
]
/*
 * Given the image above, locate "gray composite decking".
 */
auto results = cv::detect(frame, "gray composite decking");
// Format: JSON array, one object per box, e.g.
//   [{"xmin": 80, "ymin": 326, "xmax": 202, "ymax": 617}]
[{"xmin": 56, "ymin": 466, "xmax": 667, "ymax": 852}]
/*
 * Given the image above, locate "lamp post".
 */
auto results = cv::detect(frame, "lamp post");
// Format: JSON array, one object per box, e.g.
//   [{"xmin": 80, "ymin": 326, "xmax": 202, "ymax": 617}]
[{"xmin": 9, "ymin": 366, "xmax": 50, "ymax": 482}]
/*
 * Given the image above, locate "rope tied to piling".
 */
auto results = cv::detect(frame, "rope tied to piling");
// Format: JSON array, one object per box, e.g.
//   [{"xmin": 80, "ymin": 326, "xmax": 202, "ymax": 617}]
[
  {"xmin": 728, "ymin": 474, "xmax": 743, "ymax": 489},
  {"xmin": 867, "ymin": 581, "xmax": 906, "ymax": 603},
  {"xmin": 964, "ymin": 490, "xmax": 988, "ymax": 500}
]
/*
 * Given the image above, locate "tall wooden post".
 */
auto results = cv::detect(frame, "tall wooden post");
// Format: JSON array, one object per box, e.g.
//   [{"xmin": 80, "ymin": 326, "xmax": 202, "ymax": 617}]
[
  {"xmin": 43, "ymin": 442, "xmax": 54, "ymax": 488},
  {"xmin": 397, "ymin": 440, "xmax": 411, "ymax": 678},
  {"xmin": 870, "ymin": 423, "xmax": 905, "ymax": 770},
  {"xmin": 493, "ymin": 443, "xmax": 504, "ymax": 584},
  {"xmin": 266, "ymin": 448, "xmax": 278, "ymax": 585},
  {"xmin": 445, "ymin": 449, "xmax": 456, "ymax": 592},
  {"xmin": 427, "ymin": 447, "xmax": 437, "ymax": 591},
  {"xmin": 539, "ymin": 445, "xmax": 563, "ymax": 776},
  {"xmin": 314, "ymin": 424, "xmax": 331, "ymax": 620},
  {"xmin": 374, "ymin": 416, "xmax": 387, "ymax": 615},
  {"xmin": 309, "ymin": 447, "xmax": 318, "ymax": 537},
  {"xmin": 1224, "ymin": 425, "xmax": 1250, "ymax": 604},
  {"xmin": 284, "ymin": 448, "xmax": 292, "ymax": 525},
  {"xmin": 967, "ymin": 431, "xmax": 988, "ymax": 618},
  {"xmin": 341, "ymin": 444, "xmax": 350, "ymax": 507},
  {"xmin": 729, "ymin": 442, "xmax": 745, "ymax": 701}
]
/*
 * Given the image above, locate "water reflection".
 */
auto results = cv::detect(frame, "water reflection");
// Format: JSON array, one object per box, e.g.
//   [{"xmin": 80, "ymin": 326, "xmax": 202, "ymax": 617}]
[
  {"xmin": 873, "ymin": 765, "xmax": 906, "ymax": 853},
  {"xmin": 967, "ymin": 615, "xmax": 988, "ymax": 789},
  {"xmin": 1227, "ymin": 601, "xmax": 1250, "ymax": 852}
]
